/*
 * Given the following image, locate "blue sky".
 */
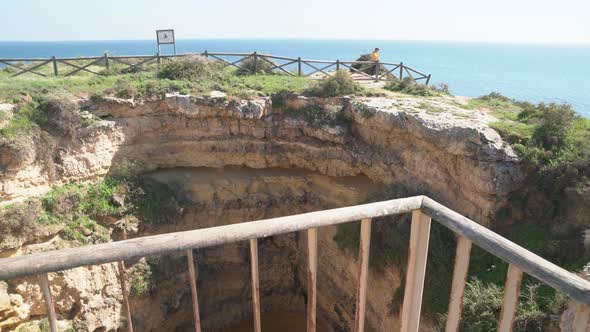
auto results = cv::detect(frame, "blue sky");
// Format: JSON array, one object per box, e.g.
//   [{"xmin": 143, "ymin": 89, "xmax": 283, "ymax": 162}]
[{"xmin": 2, "ymin": 0, "xmax": 589, "ymax": 44}]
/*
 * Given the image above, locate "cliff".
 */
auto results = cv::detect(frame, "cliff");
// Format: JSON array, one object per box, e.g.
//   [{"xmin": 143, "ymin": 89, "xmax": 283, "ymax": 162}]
[{"xmin": 0, "ymin": 93, "xmax": 525, "ymax": 331}]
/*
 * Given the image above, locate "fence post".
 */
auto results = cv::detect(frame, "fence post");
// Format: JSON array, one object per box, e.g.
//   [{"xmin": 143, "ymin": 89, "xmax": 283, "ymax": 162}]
[
  {"xmin": 118, "ymin": 261, "xmax": 134, "ymax": 332},
  {"xmin": 400, "ymin": 210, "xmax": 431, "ymax": 332},
  {"xmin": 39, "ymin": 274, "xmax": 58, "ymax": 332},
  {"xmin": 307, "ymin": 228, "xmax": 318, "ymax": 332},
  {"xmin": 399, "ymin": 62, "xmax": 403, "ymax": 80},
  {"xmin": 250, "ymin": 238, "xmax": 262, "ymax": 332},
  {"xmin": 445, "ymin": 236, "xmax": 472, "ymax": 332},
  {"xmin": 425, "ymin": 74, "xmax": 431, "ymax": 86},
  {"xmin": 253, "ymin": 51, "xmax": 258, "ymax": 74},
  {"xmin": 298, "ymin": 57, "xmax": 302, "ymax": 76},
  {"xmin": 186, "ymin": 249, "xmax": 202, "ymax": 332},
  {"xmin": 104, "ymin": 52, "xmax": 109, "ymax": 70},
  {"xmin": 374, "ymin": 61, "xmax": 379, "ymax": 82},
  {"xmin": 336, "ymin": 60, "xmax": 340, "ymax": 71},
  {"xmin": 52, "ymin": 56, "xmax": 58, "ymax": 76},
  {"xmin": 204, "ymin": 50, "xmax": 208, "ymax": 58},
  {"xmin": 354, "ymin": 218, "xmax": 372, "ymax": 332},
  {"xmin": 498, "ymin": 264, "xmax": 523, "ymax": 332}
]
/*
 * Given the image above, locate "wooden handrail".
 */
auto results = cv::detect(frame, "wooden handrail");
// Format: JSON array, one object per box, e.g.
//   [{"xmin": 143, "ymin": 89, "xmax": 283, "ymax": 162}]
[
  {"xmin": 0, "ymin": 197, "xmax": 423, "ymax": 280},
  {"xmin": 1, "ymin": 195, "xmax": 590, "ymax": 330},
  {"xmin": 2, "ymin": 195, "xmax": 590, "ymax": 305},
  {"xmin": 0, "ymin": 52, "xmax": 432, "ymax": 84},
  {"xmin": 420, "ymin": 197, "xmax": 590, "ymax": 305}
]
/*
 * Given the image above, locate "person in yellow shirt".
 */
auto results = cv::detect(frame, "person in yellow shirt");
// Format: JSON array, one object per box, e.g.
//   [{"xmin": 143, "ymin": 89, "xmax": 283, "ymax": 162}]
[
  {"xmin": 370, "ymin": 48, "xmax": 380, "ymax": 74},
  {"xmin": 370, "ymin": 48, "xmax": 380, "ymax": 61}
]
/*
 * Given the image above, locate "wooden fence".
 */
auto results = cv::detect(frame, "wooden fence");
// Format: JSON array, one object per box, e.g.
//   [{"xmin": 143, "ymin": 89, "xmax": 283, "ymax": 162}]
[
  {"xmin": 1, "ymin": 196, "xmax": 589, "ymax": 332},
  {"xmin": 0, "ymin": 51, "xmax": 431, "ymax": 84}
]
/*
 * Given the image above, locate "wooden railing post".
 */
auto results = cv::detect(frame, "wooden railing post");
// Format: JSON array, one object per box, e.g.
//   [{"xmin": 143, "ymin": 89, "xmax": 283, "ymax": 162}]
[
  {"xmin": 39, "ymin": 273, "xmax": 58, "ymax": 332},
  {"xmin": 354, "ymin": 218, "xmax": 372, "ymax": 332},
  {"xmin": 573, "ymin": 303, "xmax": 590, "ymax": 332},
  {"xmin": 307, "ymin": 228, "xmax": 318, "ymax": 332},
  {"xmin": 186, "ymin": 249, "xmax": 202, "ymax": 332},
  {"xmin": 399, "ymin": 62, "xmax": 404, "ymax": 80},
  {"xmin": 204, "ymin": 50, "xmax": 208, "ymax": 58},
  {"xmin": 498, "ymin": 264, "xmax": 523, "ymax": 332},
  {"xmin": 104, "ymin": 52, "xmax": 109, "ymax": 70},
  {"xmin": 445, "ymin": 236, "xmax": 472, "ymax": 332},
  {"xmin": 298, "ymin": 57, "xmax": 302, "ymax": 76},
  {"xmin": 400, "ymin": 210, "xmax": 431, "ymax": 332},
  {"xmin": 374, "ymin": 62, "xmax": 379, "ymax": 82},
  {"xmin": 425, "ymin": 74, "xmax": 431, "ymax": 86},
  {"xmin": 336, "ymin": 60, "xmax": 340, "ymax": 71},
  {"xmin": 250, "ymin": 239, "xmax": 262, "ymax": 332},
  {"xmin": 118, "ymin": 261, "xmax": 134, "ymax": 332},
  {"xmin": 52, "ymin": 56, "xmax": 58, "ymax": 76},
  {"xmin": 253, "ymin": 52, "xmax": 258, "ymax": 74}
]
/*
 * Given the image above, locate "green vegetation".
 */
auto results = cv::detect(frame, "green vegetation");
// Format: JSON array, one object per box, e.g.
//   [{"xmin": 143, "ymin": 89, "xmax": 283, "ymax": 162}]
[
  {"xmin": 0, "ymin": 168, "xmax": 182, "ymax": 248},
  {"xmin": 283, "ymin": 104, "xmax": 351, "ymax": 127},
  {"xmin": 0, "ymin": 57, "xmax": 315, "ymax": 103},
  {"xmin": 129, "ymin": 259, "xmax": 153, "ymax": 296},
  {"xmin": 384, "ymin": 77, "xmax": 449, "ymax": 97},
  {"xmin": 468, "ymin": 92, "xmax": 590, "ymax": 219},
  {"xmin": 306, "ymin": 70, "xmax": 363, "ymax": 97},
  {"xmin": 334, "ymin": 185, "xmax": 456, "ymax": 314},
  {"xmin": 334, "ymin": 184, "xmax": 587, "ymax": 331},
  {"xmin": 157, "ymin": 55, "xmax": 222, "ymax": 81},
  {"xmin": 436, "ymin": 279, "xmax": 563, "ymax": 332},
  {"xmin": 235, "ymin": 56, "xmax": 276, "ymax": 75}
]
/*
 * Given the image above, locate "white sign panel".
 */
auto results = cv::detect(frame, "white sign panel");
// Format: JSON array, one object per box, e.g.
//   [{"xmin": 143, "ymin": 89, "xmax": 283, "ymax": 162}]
[{"xmin": 156, "ymin": 29, "xmax": 175, "ymax": 44}]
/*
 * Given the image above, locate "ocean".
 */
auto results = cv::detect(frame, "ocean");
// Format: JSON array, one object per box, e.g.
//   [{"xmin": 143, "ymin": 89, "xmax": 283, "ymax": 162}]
[{"xmin": 1, "ymin": 39, "xmax": 589, "ymax": 116}]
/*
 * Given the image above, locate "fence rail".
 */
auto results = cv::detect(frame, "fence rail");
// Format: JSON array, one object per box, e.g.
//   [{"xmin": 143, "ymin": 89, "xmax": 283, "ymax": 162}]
[
  {"xmin": 0, "ymin": 51, "xmax": 431, "ymax": 84},
  {"xmin": 0, "ymin": 196, "xmax": 589, "ymax": 332}
]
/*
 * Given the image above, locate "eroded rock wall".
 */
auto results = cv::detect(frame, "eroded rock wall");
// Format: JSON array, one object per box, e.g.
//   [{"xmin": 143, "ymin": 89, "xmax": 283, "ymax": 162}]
[
  {"xmin": 0, "ymin": 94, "xmax": 524, "ymax": 331},
  {"xmin": 0, "ymin": 94, "xmax": 523, "ymax": 224}
]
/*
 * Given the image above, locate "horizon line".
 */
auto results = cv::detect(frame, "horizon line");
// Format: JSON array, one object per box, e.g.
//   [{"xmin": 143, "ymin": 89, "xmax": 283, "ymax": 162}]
[{"xmin": 1, "ymin": 37, "xmax": 589, "ymax": 47}]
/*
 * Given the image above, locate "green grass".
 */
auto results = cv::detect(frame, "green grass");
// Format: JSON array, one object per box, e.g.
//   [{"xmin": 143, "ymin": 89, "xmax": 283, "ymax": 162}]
[
  {"xmin": 63, "ymin": 215, "xmax": 110, "ymax": 245},
  {"xmin": 489, "ymin": 121, "xmax": 535, "ymax": 144},
  {"xmin": 463, "ymin": 92, "xmax": 522, "ymax": 120},
  {"xmin": 0, "ymin": 63, "xmax": 313, "ymax": 103},
  {"xmin": 129, "ymin": 260, "xmax": 153, "ymax": 296},
  {"xmin": 334, "ymin": 183, "xmax": 587, "ymax": 328},
  {"xmin": 0, "ymin": 169, "xmax": 182, "ymax": 249},
  {"xmin": 384, "ymin": 77, "xmax": 449, "ymax": 97}
]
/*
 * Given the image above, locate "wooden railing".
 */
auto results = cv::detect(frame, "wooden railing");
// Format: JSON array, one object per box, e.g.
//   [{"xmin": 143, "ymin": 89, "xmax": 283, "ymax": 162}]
[
  {"xmin": 0, "ymin": 51, "xmax": 431, "ymax": 84},
  {"xmin": 1, "ymin": 196, "xmax": 588, "ymax": 332}
]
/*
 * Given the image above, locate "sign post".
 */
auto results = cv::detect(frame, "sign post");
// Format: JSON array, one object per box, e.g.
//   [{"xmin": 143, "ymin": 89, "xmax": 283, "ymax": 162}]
[{"xmin": 156, "ymin": 29, "xmax": 176, "ymax": 55}]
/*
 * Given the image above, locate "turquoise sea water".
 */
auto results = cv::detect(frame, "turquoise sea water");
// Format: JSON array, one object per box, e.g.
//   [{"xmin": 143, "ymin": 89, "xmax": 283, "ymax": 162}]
[{"xmin": 1, "ymin": 39, "xmax": 589, "ymax": 116}]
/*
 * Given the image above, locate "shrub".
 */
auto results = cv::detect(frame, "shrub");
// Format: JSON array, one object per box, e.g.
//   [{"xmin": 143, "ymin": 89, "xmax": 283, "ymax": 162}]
[
  {"xmin": 63, "ymin": 215, "xmax": 110, "ymax": 245},
  {"xmin": 436, "ymin": 279, "xmax": 550, "ymax": 332},
  {"xmin": 235, "ymin": 56, "xmax": 276, "ymax": 75},
  {"xmin": 36, "ymin": 96, "xmax": 82, "ymax": 137},
  {"xmin": 307, "ymin": 70, "xmax": 362, "ymax": 97},
  {"xmin": 129, "ymin": 259, "xmax": 153, "ymax": 296},
  {"xmin": 157, "ymin": 55, "xmax": 221, "ymax": 81},
  {"xmin": 80, "ymin": 177, "xmax": 122, "ymax": 216},
  {"xmin": 528, "ymin": 103, "xmax": 577, "ymax": 150},
  {"xmin": 478, "ymin": 92, "xmax": 512, "ymax": 103},
  {"xmin": 129, "ymin": 178, "xmax": 182, "ymax": 225},
  {"xmin": 111, "ymin": 79, "xmax": 137, "ymax": 98},
  {"xmin": 0, "ymin": 200, "xmax": 44, "ymax": 246},
  {"xmin": 384, "ymin": 77, "xmax": 446, "ymax": 97},
  {"xmin": 350, "ymin": 54, "xmax": 385, "ymax": 75}
]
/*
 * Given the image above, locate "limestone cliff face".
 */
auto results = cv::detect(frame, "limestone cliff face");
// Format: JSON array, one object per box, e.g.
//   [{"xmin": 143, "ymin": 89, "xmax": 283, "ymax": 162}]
[
  {"xmin": 0, "ymin": 94, "xmax": 523, "ymax": 224},
  {"xmin": 0, "ymin": 94, "xmax": 524, "ymax": 331}
]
